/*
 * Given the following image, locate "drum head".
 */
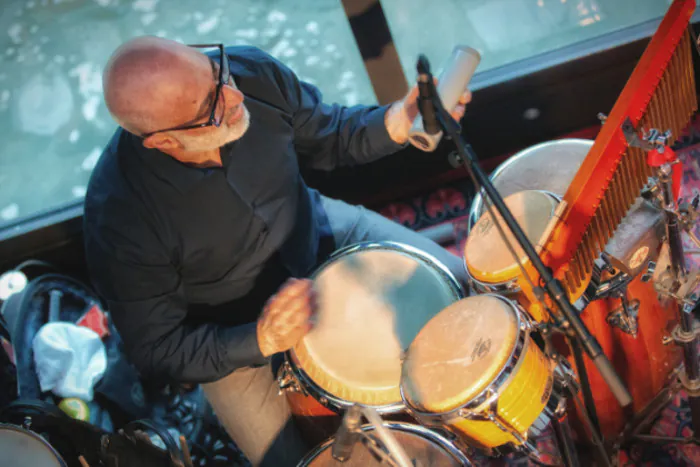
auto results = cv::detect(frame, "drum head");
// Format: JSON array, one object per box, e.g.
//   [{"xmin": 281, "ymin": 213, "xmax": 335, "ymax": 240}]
[
  {"xmin": 300, "ymin": 423, "xmax": 468, "ymax": 466},
  {"xmin": 465, "ymin": 190, "xmax": 558, "ymax": 284},
  {"xmin": 470, "ymin": 139, "xmax": 592, "ymax": 227},
  {"xmin": 292, "ymin": 244, "xmax": 461, "ymax": 407},
  {"xmin": 401, "ymin": 295, "xmax": 519, "ymax": 413},
  {"xmin": 0, "ymin": 424, "xmax": 65, "ymax": 467}
]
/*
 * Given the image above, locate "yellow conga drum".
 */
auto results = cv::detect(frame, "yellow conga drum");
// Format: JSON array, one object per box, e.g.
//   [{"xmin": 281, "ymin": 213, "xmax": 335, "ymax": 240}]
[
  {"xmin": 464, "ymin": 190, "xmax": 561, "ymax": 321},
  {"xmin": 401, "ymin": 294, "xmax": 560, "ymax": 454}
]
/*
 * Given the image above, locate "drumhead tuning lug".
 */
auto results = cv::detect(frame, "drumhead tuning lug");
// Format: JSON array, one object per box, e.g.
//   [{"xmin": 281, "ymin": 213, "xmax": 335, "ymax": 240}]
[{"xmin": 277, "ymin": 361, "xmax": 304, "ymax": 395}]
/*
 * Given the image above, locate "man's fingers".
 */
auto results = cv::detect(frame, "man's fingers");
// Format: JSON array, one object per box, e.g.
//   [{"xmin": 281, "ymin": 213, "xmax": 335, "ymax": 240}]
[
  {"xmin": 266, "ymin": 279, "xmax": 312, "ymax": 309},
  {"xmin": 459, "ymin": 90, "xmax": 472, "ymax": 104}
]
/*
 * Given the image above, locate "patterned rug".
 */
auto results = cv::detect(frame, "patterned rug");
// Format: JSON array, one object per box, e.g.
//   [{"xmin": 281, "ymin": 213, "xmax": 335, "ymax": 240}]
[{"xmin": 373, "ymin": 118, "xmax": 700, "ymax": 466}]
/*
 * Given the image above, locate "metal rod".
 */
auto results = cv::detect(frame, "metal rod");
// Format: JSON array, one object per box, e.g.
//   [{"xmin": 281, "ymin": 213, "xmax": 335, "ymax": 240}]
[
  {"xmin": 659, "ymin": 166, "xmax": 688, "ymax": 280},
  {"xmin": 679, "ymin": 303, "xmax": 700, "ymax": 435},
  {"xmin": 552, "ymin": 413, "xmax": 581, "ymax": 467},
  {"xmin": 361, "ymin": 407, "xmax": 413, "ymax": 467},
  {"xmin": 570, "ymin": 338, "xmax": 601, "ymax": 436}
]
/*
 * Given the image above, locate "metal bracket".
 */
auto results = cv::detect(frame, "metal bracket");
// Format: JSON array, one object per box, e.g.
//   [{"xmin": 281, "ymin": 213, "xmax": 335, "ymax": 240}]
[
  {"xmin": 669, "ymin": 321, "xmax": 700, "ymax": 345},
  {"xmin": 621, "ymin": 117, "xmax": 671, "ymax": 151},
  {"xmin": 607, "ymin": 299, "xmax": 640, "ymax": 337},
  {"xmin": 641, "ymin": 261, "xmax": 656, "ymax": 283},
  {"xmin": 679, "ymin": 366, "xmax": 700, "ymax": 398}
]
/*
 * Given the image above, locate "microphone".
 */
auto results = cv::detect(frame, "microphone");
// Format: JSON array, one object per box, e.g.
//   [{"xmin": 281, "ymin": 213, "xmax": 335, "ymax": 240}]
[
  {"xmin": 331, "ymin": 404, "xmax": 363, "ymax": 462},
  {"xmin": 416, "ymin": 55, "xmax": 440, "ymax": 137},
  {"xmin": 408, "ymin": 46, "xmax": 481, "ymax": 152}
]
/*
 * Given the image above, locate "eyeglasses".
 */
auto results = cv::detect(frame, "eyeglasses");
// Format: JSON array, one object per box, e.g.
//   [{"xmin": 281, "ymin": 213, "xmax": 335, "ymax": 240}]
[{"xmin": 141, "ymin": 43, "xmax": 231, "ymax": 138}]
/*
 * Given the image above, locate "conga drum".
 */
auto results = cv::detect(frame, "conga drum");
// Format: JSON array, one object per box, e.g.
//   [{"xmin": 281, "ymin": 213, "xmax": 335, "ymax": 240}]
[
  {"xmin": 463, "ymin": 139, "xmax": 682, "ymax": 439},
  {"xmin": 401, "ymin": 294, "xmax": 563, "ymax": 455},
  {"xmin": 297, "ymin": 422, "xmax": 472, "ymax": 466},
  {"xmin": 277, "ymin": 241, "xmax": 465, "ymax": 446}
]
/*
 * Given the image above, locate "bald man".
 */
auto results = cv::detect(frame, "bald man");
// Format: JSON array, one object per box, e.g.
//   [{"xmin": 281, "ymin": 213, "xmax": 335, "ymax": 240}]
[{"xmin": 84, "ymin": 36, "xmax": 470, "ymax": 466}]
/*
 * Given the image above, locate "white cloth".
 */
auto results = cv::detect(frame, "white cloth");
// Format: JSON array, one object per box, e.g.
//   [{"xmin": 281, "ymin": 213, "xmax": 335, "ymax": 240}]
[{"xmin": 32, "ymin": 322, "xmax": 107, "ymax": 401}]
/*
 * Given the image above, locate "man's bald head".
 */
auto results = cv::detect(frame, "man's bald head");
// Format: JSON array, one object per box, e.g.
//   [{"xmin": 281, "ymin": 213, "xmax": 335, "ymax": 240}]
[{"xmin": 102, "ymin": 36, "xmax": 212, "ymax": 135}]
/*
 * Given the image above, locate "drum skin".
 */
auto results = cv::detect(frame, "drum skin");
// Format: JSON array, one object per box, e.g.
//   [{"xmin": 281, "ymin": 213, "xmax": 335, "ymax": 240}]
[
  {"xmin": 401, "ymin": 295, "xmax": 554, "ymax": 450},
  {"xmin": 446, "ymin": 339, "xmax": 553, "ymax": 449},
  {"xmin": 281, "ymin": 242, "xmax": 464, "ymax": 447}
]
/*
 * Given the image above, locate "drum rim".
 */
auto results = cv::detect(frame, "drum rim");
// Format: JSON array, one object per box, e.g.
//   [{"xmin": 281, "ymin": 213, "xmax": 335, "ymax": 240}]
[
  {"xmin": 0, "ymin": 423, "xmax": 67, "ymax": 466},
  {"xmin": 401, "ymin": 294, "xmax": 531, "ymax": 418},
  {"xmin": 467, "ymin": 138, "xmax": 594, "ymax": 232},
  {"xmin": 286, "ymin": 240, "xmax": 466, "ymax": 413},
  {"xmin": 313, "ymin": 241, "xmax": 464, "ymax": 296},
  {"xmin": 464, "ymin": 190, "xmax": 561, "ymax": 288},
  {"xmin": 296, "ymin": 421, "xmax": 473, "ymax": 466}
]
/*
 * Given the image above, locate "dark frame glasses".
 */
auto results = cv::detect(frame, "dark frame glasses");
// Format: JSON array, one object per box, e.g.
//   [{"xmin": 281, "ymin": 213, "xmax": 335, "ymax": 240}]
[{"xmin": 141, "ymin": 43, "xmax": 230, "ymax": 138}]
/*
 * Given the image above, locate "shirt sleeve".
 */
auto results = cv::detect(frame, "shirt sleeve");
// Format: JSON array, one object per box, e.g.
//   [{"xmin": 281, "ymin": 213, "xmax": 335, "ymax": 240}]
[
  {"xmin": 262, "ymin": 52, "xmax": 406, "ymax": 170},
  {"xmin": 84, "ymin": 222, "xmax": 267, "ymax": 384}
]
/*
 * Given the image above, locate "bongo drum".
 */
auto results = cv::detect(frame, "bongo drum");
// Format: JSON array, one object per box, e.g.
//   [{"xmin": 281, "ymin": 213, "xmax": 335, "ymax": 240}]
[
  {"xmin": 401, "ymin": 294, "xmax": 561, "ymax": 454},
  {"xmin": 468, "ymin": 138, "xmax": 593, "ymax": 230},
  {"xmin": 0, "ymin": 423, "xmax": 66, "ymax": 467},
  {"xmin": 278, "ymin": 241, "xmax": 465, "ymax": 444},
  {"xmin": 464, "ymin": 190, "xmax": 560, "ymax": 319},
  {"xmin": 297, "ymin": 422, "xmax": 472, "ymax": 466}
]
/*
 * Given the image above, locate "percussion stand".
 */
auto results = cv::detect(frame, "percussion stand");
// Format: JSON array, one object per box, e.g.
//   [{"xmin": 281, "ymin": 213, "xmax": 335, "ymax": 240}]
[
  {"xmin": 416, "ymin": 54, "xmax": 629, "ymax": 466},
  {"xmin": 331, "ymin": 405, "xmax": 415, "ymax": 467},
  {"xmin": 618, "ymin": 127, "xmax": 700, "ymax": 446}
]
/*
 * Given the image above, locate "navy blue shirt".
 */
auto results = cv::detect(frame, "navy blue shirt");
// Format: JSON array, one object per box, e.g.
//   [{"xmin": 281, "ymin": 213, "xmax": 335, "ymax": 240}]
[{"xmin": 83, "ymin": 46, "xmax": 404, "ymax": 383}]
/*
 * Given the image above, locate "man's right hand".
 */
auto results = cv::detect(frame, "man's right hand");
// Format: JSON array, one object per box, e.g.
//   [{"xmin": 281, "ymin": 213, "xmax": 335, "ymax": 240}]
[{"xmin": 257, "ymin": 278, "xmax": 316, "ymax": 357}]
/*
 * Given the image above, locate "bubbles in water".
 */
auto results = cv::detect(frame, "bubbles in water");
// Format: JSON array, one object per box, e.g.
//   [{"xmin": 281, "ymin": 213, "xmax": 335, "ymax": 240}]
[
  {"xmin": 196, "ymin": 16, "xmax": 219, "ymax": 35},
  {"xmin": 267, "ymin": 11, "xmax": 287, "ymax": 23},
  {"xmin": 81, "ymin": 148, "xmax": 102, "ymax": 171},
  {"xmin": 132, "ymin": 0, "xmax": 159, "ymax": 12},
  {"xmin": 16, "ymin": 72, "xmax": 74, "ymax": 135},
  {"xmin": 306, "ymin": 22, "xmax": 319, "ymax": 34},
  {"xmin": 1, "ymin": 204, "xmax": 19, "ymax": 221}
]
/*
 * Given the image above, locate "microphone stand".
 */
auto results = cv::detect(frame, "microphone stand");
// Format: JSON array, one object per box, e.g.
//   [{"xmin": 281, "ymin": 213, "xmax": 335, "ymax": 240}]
[{"xmin": 416, "ymin": 55, "xmax": 632, "ymax": 452}]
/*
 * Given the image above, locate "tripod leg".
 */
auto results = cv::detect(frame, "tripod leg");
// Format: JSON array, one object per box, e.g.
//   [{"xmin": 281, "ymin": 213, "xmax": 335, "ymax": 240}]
[
  {"xmin": 552, "ymin": 412, "xmax": 580, "ymax": 467},
  {"xmin": 570, "ymin": 338, "xmax": 601, "ymax": 436},
  {"xmin": 678, "ymin": 307, "xmax": 700, "ymax": 435}
]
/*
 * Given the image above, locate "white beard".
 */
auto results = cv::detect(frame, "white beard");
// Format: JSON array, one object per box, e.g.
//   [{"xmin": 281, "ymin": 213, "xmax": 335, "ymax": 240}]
[{"xmin": 178, "ymin": 105, "xmax": 251, "ymax": 152}]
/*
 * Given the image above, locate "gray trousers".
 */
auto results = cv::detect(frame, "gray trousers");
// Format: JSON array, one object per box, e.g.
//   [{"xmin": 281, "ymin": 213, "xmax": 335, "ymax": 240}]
[{"xmin": 201, "ymin": 195, "xmax": 467, "ymax": 467}]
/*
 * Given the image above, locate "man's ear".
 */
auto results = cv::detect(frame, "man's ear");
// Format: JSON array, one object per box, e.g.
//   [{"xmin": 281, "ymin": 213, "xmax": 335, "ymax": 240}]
[{"xmin": 142, "ymin": 133, "xmax": 183, "ymax": 151}]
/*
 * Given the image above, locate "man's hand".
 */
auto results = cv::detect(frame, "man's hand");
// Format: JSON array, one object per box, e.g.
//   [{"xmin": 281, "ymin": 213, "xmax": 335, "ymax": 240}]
[
  {"xmin": 257, "ymin": 278, "xmax": 316, "ymax": 357},
  {"xmin": 385, "ymin": 80, "xmax": 472, "ymax": 145}
]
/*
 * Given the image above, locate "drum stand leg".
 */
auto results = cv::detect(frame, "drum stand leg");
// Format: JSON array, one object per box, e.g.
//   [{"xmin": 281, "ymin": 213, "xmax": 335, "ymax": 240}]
[
  {"xmin": 617, "ymin": 300, "xmax": 700, "ymax": 448},
  {"xmin": 569, "ymin": 338, "xmax": 601, "ymax": 436},
  {"xmin": 551, "ymin": 411, "xmax": 580, "ymax": 467},
  {"xmin": 677, "ymin": 306, "xmax": 700, "ymax": 436}
]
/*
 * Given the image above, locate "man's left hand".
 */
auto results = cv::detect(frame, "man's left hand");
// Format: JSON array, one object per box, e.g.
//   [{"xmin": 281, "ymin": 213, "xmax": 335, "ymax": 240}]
[{"xmin": 385, "ymin": 80, "xmax": 472, "ymax": 145}]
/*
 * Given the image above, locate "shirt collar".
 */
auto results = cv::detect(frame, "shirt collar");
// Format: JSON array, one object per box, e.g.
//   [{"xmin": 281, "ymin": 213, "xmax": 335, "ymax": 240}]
[{"xmin": 122, "ymin": 130, "xmax": 209, "ymax": 193}]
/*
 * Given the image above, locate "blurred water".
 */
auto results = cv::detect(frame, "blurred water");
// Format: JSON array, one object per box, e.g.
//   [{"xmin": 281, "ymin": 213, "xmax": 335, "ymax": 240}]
[
  {"xmin": 0, "ymin": 0, "xmax": 691, "ymax": 227},
  {"xmin": 0, "ymin": 0, "xmax": 370, "ymax": 225}
]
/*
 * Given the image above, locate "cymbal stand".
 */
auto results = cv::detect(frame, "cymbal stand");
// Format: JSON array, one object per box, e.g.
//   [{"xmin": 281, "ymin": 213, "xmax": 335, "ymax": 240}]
[{"xmin": 620, "ymin": 122, "xmax": 700, "ymax": 446}]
